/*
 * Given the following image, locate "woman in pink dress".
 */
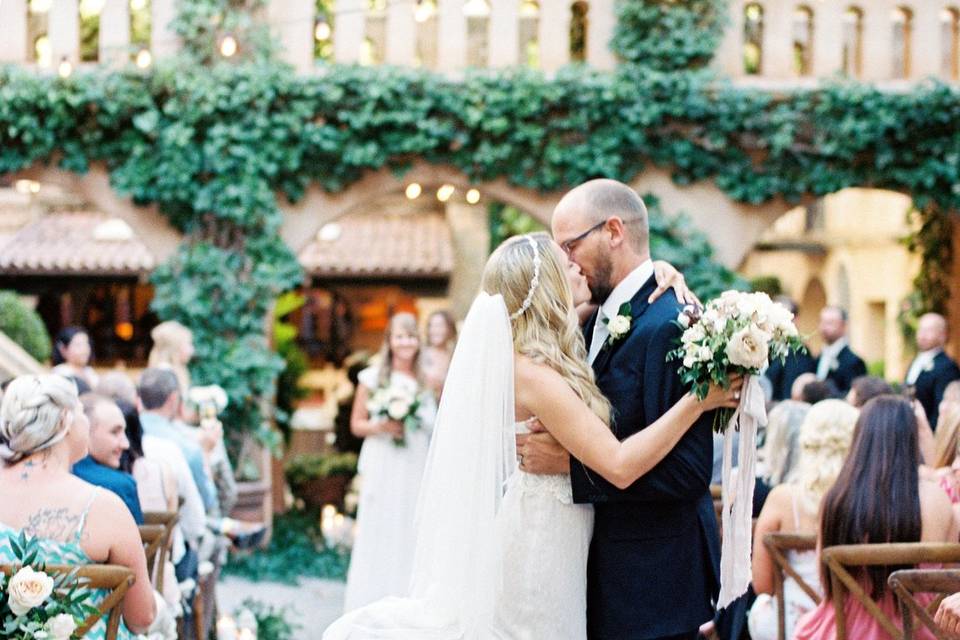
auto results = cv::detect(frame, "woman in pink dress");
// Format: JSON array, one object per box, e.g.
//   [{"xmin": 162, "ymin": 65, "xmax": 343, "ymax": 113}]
[{"xmin": 793, "ymin": 395, "xmax": 957, "ymax": 640}]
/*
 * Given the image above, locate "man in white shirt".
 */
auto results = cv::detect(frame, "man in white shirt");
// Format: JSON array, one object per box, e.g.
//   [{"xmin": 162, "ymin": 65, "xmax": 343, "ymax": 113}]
[
  {"xmin": 906, "ymin": 313, "xmax": 960, "ymax": 429},
  {"xmin": 815, "ymin": 306, "xmax": 866, "ymax": 394}
]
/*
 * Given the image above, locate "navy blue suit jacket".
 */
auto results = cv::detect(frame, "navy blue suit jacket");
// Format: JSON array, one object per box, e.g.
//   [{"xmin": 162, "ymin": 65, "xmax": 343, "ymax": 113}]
[
  {"xmin": 818, "ymin": 345, "xmax": 867, "ymax": 394},
  {"xmin": 72, "ymin": 456, "xmax": 144, "ymax": 524},
  {"xmin": 570, "ymin": 276, "xmax": 720, "ymax": 640},
  {"xmin": 909, "ymin": 351, "xmax": 960, "ymax": 429}
]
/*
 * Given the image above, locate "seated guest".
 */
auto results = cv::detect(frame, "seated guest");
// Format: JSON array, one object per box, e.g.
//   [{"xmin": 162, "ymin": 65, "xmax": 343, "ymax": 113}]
[
  {"xmin": 935, "ymin": 590, "xmax": 960, "ymax": 635},
  {"xmin": 934, "ymin": 380, "xmax": 960, "ymax": 472},
  {"xmin": 846, "ymin": 375, "xmax": 893, "ymax": 408},
  {"xmin": 0, "ymin": 374, "xmax": 156, "ymax": 638},
  {"xmin": 815, "ymin": 306, "xmax": 868, "ymax": 395},
  {"xmin": 801, "ymin": 379, "xmax": 840, "ymax": 405},
  {"xmin": 791, "ymin": 372, "xmax": 818, "ymax": 401},
  {"xmin": 138, "ymin": 368, "xmax": 217, "ymax": 511},
  {"xmin": 793, "ymin": 395, "xmax": 957, "ymax": 640},
  {"xmin": 97, "ymin": 370, "xmax": 138, "ymax": 406},
  {"xmin": 758, "ymin": 400, "xmax": 811, "ymax": 486},
  {"xmin": 73, "ymin": 393, "xmax": 144, "ymax": 524},
  {"xmin": 906, "ymin": 313, "xmax": 960, "ymax": 430},
  {"xmin": 749, "ymin": 400, "xmax": 859, "ymax": 640}
]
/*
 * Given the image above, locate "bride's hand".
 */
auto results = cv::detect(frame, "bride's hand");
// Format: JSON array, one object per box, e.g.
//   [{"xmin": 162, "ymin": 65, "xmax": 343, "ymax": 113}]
[
  {"xmin": 379, "ymin": 420, "xmax": 405, "ymax": 438},
  {"xmin": 700, "ymin": 375, "xmax": 744, "ymax": 411},
  {"xmin": 650, "ymin": 260, "xmax": 700, "ymax": 307}
]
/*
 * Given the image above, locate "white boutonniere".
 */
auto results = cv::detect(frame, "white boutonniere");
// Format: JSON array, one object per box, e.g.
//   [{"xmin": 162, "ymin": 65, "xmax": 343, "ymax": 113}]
[{"xmin": 603, "ymin": 303, "xmax": 633, "ymax": 349}]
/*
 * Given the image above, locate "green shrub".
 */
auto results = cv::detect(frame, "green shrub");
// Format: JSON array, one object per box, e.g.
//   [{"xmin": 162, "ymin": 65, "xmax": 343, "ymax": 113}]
[
  {"xmin": 284, "ymin": 452, "xmax": 358, "ymax": 487},
  {"xmin": 0, "ymin": 291, "xmax": 52, "ymax": 362}
]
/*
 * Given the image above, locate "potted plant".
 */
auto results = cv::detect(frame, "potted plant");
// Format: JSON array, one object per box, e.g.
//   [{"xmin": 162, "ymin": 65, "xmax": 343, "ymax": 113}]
[{"xmin": 285, "ymin": 452, "xmax": 358, "ymax": 510}]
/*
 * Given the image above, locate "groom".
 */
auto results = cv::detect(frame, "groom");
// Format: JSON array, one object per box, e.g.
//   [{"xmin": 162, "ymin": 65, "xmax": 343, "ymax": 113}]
[{"xmin": 520, "ymin": 179, "xmax": 721, "ymax": 640}]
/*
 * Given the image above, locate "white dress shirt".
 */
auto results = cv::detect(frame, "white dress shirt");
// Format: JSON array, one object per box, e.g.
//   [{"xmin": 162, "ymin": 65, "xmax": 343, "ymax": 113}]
[
  {"xmin": 143, "ymin": 434, "xmax": 207, "ymax": 546},
  {"xmin": 816, "ymin": 336, "xmax": 848, "ymax": 380},
  {"xmin": 587, "ymin": 260, "xmax": 653, "ymax": 365},
  {"xmin": 906, "ymin": 348, "xmax": 942, "ymax": 385}
]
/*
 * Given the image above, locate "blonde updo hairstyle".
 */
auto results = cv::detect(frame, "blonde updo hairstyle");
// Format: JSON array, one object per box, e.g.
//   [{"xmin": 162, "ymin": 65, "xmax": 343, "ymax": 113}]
[
  {"xmin": 789, "ymin": 398, "xmax": 859, "ymax": 510},
  {"xmin": 482, "ymin": 232, "xmax": 610, "ymax": 425},
  {"xmin": 0, "ymin": 374, "xmax": 80, "ymax": 465},
  {"xmin": 148, "ymin": 321, "xmax": 193, "ymax": 392}
]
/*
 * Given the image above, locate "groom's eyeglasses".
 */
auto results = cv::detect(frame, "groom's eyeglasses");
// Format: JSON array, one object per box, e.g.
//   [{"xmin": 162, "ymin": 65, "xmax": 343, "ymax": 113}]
[{"xmin": 560, "ymin": 220, "xmax": 607, "ymax": 255}]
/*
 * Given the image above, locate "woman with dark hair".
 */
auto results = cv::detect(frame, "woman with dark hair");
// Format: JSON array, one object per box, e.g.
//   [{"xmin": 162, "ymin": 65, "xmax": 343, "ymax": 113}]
[
  {"xmin": 51, "ymin": 326, "xmax": 99, "ymax": 388},
  {"xmin": 793, "ymin": 395, "xmax": 957, "ymax": 640}
]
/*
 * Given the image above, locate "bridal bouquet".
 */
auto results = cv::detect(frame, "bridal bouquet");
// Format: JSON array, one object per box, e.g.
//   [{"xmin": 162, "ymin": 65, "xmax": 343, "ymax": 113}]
[
  {"xmin": 366, "ymin": 384, "xmax": 422, "ymax": 447},
  {"xmin": 669, "ymin": 290, "xmax": 805, "ymax": 431},
  {"xmin": 1, "ymin": 532, "xmax": 97, "ymax": 639}
]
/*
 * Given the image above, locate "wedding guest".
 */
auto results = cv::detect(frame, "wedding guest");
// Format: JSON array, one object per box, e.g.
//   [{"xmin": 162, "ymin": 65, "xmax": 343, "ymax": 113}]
[
  {"xmin": 906, "ymin": 313, "xmax": 960, "ymax": 430},
  {"xmin": 791, "ymin": 372, "xmax": 818, "ymax": 401},
  {"xmin": 748, "ymin": 399, "xmax": 859, "ymax": 640},
  {"xmin": 935, "ymin": 590, "xmax": 960, "ymax": 635},
  {"xmin": 846, "ymin": 375, "xmax": 893, "ymax": 408},
  {"xmin": 0, "ymin": 374, "xmax": 156, "ymax": 638},
  {"xmin": 764, "ymin": 297, "xmax": 817, "ymax": 401},
  {"xmin": 793, "ymin": 395, "xmax": 957, "ymax": 640},
  {"xmin": 934, "ymin": 381, "xmax": 960, "ymax": 472},
  {"xmin": 815, "ymin": 306, "xmax": 867, "ymax": 394},
  {"xmin": 148, "ymin": 321, "xmax": 194, "ymax": 396},
  {"xmin": 420, "ymin": 310, "xmax": 457, "ymax": 397},
  {"xmin": 73, "ymin": 393, "xmax": 144, "ymax": 524},
  {"xmin": 758, "ymin": 399, "xmax": 811, "ymax": 486},
  {"xmin": 801, "ymin": 379, "xmax": 839, "ymax": 405},
  {"xmin": 52, "ymin": 326, "xmax": 99, "ymax": 389},
  {"xmin": 344, "ymin": 312, "xmax": 437, "ymax": 612},
  {"xmin": 97, "ymin": 370, "xmax": 138, "ymax": 406}
]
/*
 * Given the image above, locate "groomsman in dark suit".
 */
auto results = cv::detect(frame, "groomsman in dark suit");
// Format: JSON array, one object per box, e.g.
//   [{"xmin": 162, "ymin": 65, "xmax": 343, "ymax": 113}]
[
  {"xmin": 815, "ymin": 306, "xmax": 867, "ymax": 395},
  {"xmin": 905, "ymin": 313, "xmax": 960, "ymax": 430},
  {"xmin": 764, "ymin": 297, "xmax": 816, "ymax": 401}
]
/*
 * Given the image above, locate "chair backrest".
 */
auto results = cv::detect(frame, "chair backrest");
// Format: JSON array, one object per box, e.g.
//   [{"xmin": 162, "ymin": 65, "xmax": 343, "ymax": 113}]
[
  {"xmin": 889, "ymin": 568, "xmax": 960, "ymax": 640},
  {"xmin": 138, "ymin": 524, "xmax": 165, "ymax": 584},
  {"xmin": 763, "ymin": 532, "xmax": 820, "ymax": 640},
  {"xmin": 142, "ymin": 510, "xmax": 178, "ymax": 593},
  {"xmin": 822, "ymin": 543, "xmax": 960, "ymax": 640},
  {"xmin": 0, "ymin": 563, "xmax": 134, "ymax": 640}
]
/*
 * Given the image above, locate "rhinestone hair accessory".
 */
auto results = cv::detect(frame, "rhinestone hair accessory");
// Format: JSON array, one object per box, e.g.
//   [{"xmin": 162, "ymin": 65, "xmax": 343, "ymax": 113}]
[{"xmin": 510, "ymin": 235, "xmax": 541, "ymax": 321}]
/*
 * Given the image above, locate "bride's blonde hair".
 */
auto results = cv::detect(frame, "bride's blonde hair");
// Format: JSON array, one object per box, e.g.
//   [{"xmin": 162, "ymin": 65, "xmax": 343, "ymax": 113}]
[{"xmin": 482, "ymin": 232, "xmax": 610, "ymax": 424}]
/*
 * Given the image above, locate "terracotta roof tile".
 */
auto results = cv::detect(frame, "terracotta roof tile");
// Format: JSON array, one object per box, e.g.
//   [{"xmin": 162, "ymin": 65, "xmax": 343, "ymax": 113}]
[
  {"xmin": 0, "ymin": 211, "xmax": 155, "ymax": 276},
  {"xmin": 299, "ymin": 211, "xmax": 453, "ymax": 279}
]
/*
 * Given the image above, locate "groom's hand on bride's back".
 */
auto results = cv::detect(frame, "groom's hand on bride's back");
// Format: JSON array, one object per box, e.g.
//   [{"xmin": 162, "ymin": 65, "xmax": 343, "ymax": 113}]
[{"xmin": 516, "ymin": 431, "xmax": 571, "ymax": 475}]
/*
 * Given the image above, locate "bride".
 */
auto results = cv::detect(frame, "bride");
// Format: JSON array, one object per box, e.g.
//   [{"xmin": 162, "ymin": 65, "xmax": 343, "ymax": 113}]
[{"xmin": 324, "ymin": 233, "xmax": 741, "ymax": 639}]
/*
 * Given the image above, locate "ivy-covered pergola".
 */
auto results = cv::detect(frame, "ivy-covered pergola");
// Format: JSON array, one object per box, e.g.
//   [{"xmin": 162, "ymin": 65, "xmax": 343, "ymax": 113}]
[{"xmin": 1, "ymin": 0, "xmax": 957, "ymax": 445}]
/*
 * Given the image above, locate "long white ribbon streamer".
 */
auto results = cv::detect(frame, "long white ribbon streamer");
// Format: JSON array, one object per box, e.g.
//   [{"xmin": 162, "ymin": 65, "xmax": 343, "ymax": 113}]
[{"xmin": 717, "ymin": 374, "xmax": 766, "ymax": 610}]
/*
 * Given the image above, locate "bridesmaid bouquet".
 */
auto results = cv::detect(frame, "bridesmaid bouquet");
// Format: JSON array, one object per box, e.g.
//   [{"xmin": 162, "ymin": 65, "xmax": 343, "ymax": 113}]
[
  {"xmin": 669, "ymin": 290, "xmax": 805, "ymax": 431},
  {"xmin": 1, "ymin": 532, "xmax": 97, "ymax": 639},
  {"xmin": 366, "ymin": 384, "xmax": 422, "ymax": 447}
]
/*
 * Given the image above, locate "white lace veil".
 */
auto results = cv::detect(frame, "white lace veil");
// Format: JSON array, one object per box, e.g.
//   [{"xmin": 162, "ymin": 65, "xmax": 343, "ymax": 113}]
[{"xmin": 408, "ymin": 291, "xmax": 517, "ymax": 636}]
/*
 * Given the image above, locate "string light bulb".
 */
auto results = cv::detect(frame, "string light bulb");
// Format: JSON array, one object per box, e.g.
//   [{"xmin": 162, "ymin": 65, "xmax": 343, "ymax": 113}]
[
  {"xmin": 58, "ymin": 57, "xmax": 73, "ymax": 78},
  {"xmin": 135, "ymin": 49, "xmax": 152, "ymax": 69},
  {"xmin": 219, "ymin": 35, "xmax": 238, "ymax": 58},
  {"xmin": 315, "ymin": 21, "xmax": 332, "ymax": 41},
  {"xmin": 130, "ymin": 0, "xmax": 148, "ymax": 10},
  {"xmin": 437, "ymin": 184, "xmax": 455, "ymax": 202},
  {"xmin": 466, "ymin": 188, "xmax": 481, "ymax": 204},
  {"xmin": 405, "ymin": 183, "xmax": 422, "ymax": 199}
]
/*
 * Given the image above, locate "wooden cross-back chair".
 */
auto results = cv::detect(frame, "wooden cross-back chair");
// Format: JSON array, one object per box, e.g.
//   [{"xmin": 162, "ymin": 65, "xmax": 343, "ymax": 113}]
[
  {"xmin": 142, "ymin": 510, "xmax": 178, "ymax": 593},
  {"xmin": 0, "ymin": 564, "xmax": 134, "ymax": 640},
  {"xmin": 889, "ymin": 568, "xmax": 960, "ymax": 640},
  {"xmin": 763, "ymin": 532, "xmax": 820, "ymax": 640},
  {"xmin": 138, "ymin": 524, "xmax": 165, "ymax": 586},
  {"xmin": 822, "ymin": 543, "xmax": 960, "ymax": 640}
]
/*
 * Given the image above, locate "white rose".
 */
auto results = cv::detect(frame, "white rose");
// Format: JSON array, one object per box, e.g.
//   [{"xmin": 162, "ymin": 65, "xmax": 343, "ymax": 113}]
[
  {"xmin": 683, "ymin": 353, "xmax": 697, "ymax": 368},
  {"xmin": 387, "ymin": 399, "xmax": 409, "ymax": 421},
  {"xmin": 677, "ymin": 312, "xmax": 691, "ymax": 328},
  {"xmin": 696, "ymin": 345, "xmax": 714, "ymax": 363},
  {"xmin": 607, "ymin": 315, "xmax": 631, "ymax": 337},
  {"xmin": 45, "ymin": 613, "xmax": 77, "ymax": 640},
  {"xmin": 725, "ymin": 325, "xmax": 772, "ymax": 370},
  {"xmin": 7, "ymin": 566, "xmax": 54, "ymax": 617},
  {"xmin": 682, "ymin": 325, "xmax": 705, "ymax": 344}
]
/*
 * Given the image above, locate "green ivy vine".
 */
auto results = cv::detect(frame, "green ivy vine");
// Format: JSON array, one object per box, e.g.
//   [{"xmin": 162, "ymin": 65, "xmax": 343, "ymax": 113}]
[{"xmin": 0, "ymin": 0, "xmax": 956, "ymax": 449}]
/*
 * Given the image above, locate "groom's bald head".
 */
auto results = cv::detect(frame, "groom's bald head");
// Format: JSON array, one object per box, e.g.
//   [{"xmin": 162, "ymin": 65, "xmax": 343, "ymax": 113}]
[{"xmin": 552, "ymin": 179, "xmax": 650, "ymax": 254}]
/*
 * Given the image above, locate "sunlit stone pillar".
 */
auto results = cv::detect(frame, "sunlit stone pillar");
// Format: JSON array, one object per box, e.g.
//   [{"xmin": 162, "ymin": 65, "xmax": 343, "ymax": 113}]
[
  {"xmin": 386, "ymin": 0, "xmax": 415, "ymax": 65},
  {"xmin": 0, "ymin": 0, "xmax": 29, "ymax": 63},
  {"xmin": 538, "ymin": 0, "xmax": 570, "ymax": 73},
  {"xmin": 270, "ymin": 0, "xmax": 314, "ymax": 72},
  {"xmin": 99, "ymin": 0, "xmax": 131, "ymax": 67},
  {"xmin": 488, "ymin": 0, "xmax": 519, "ymax": 67},
  {"xmin": 436, "ymin": 0, "xmax": 467, "ymax": 72},
  {"xmin": 586, "ymin": 0, "xmax": 615, "ymax": 70},
  {"xmin": 334, "ymin": 0, "xmax": 365, "ymax": 63},
  {"xmin": 49, "ymin": 0, "xmax": 80, "ymax": 64},
  {"xmin": 151, "ymin": 0, "xmax": 179, "ymax": 58}
]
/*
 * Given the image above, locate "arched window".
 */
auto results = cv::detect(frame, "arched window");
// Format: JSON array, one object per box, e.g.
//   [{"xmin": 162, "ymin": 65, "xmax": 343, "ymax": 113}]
[
  {"xmin": 79, "ymin": 0, "xmax": 103, "ymax": 62},
  {"xmin": 414, "ymin": 0, "xmax": 438, "ymax": 68},
  {"xmin": 519, "ymin": 0, "xmax": 540, "ymax": 68},
  {"xmin": 842, "ymin": 6, "xmax": 863, "ymax": 77},
  {"xmin": 464, "ymin": 0, "xmax": 490, "ymax": 67},
  {"xmin": 27, "ymin": 0, "xmax": 50, "ymax": 66},
  {"xmin": 569, "ymin": 1, "xmax": 588, "ymax": 62},
  {"xmin": 892, "ymin": 6, "xmax": 913, "ymax": 78},
  {"xmin": 941, "ymin": 8, "xmax": 960, "ymax": 80},
  {"xmin": 314, "ymin": 0, "xmax": 333, "ymax": 62},
  {"xmin": 364, "ymin": 0, "xmax": 387, "ymax": 66},
  {"xmin": 792, "ymin": 5, "xmax": 814, "ymax": 76},
  {"xmin": 743, "ymin": 3, "xmax": 763, "ymax": 75}
]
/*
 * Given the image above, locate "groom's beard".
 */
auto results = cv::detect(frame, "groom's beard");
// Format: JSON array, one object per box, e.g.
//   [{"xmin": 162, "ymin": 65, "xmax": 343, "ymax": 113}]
[{"xmin": 588, "ymin": 254, "xmax": 614, "ymax": 305}]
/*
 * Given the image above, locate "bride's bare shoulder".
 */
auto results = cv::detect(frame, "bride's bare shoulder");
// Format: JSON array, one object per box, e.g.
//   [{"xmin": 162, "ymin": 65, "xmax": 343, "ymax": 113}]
[{"xmin": 514, "ymin": 355, "xmax": 562, "ymax": 387}]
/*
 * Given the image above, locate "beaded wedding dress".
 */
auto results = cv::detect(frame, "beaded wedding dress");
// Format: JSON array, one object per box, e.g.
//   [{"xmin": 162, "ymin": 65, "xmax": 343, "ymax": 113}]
[{"xmin": 323, "ymin": 293, "xmax": 592, "ymax": 639}]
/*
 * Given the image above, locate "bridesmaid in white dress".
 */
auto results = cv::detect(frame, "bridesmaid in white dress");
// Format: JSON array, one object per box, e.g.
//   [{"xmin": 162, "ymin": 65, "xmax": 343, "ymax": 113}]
[{"xmin": 343, "ymin": 312, "xmax": 436, "ymax": 612}]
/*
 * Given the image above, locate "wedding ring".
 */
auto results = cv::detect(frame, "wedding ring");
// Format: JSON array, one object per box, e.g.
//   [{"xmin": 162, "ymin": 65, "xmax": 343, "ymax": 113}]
[
  {"xmin": 519, "ymin": 455, "xmax": 525, "ymax": 467},
  {"xmin": 734, "ymin": 391, "xmax": 741, "ymax": 400}
]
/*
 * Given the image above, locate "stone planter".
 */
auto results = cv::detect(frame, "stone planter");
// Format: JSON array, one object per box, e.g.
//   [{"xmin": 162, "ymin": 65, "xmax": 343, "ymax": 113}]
[
  {"xmin": 292, "ymin": 475, "xmax": 351, "ymax": 511},
  {"xmin": 231, "ymin": 446, "xmax": 274, "ymax": 532}
]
